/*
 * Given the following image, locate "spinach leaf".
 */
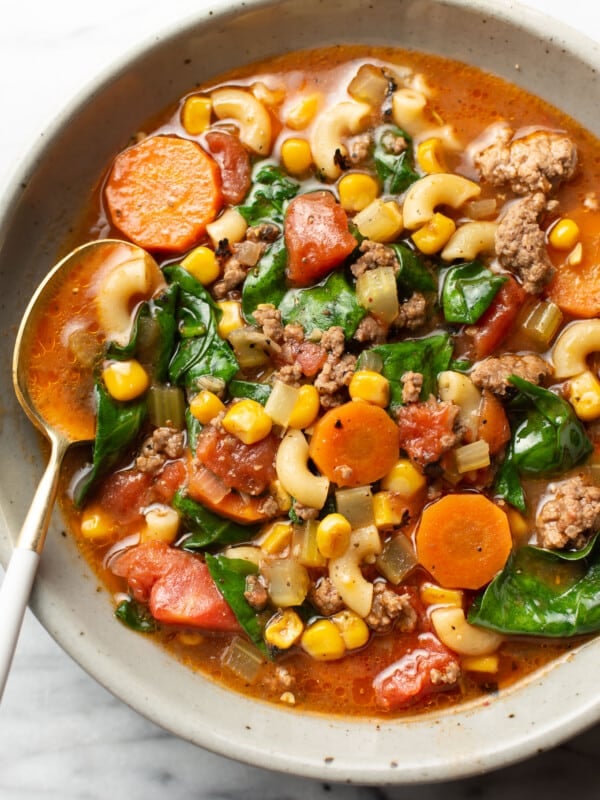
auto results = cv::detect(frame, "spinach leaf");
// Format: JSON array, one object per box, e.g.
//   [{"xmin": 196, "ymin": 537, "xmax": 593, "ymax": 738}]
[
  {"xmin": 389, "ymin": 243, "xmax": 436, "ymax": 293},
  {"xmin": 441, "ymin": 261, "xmax": 507, "ymax": 324},
  {"xmin": 115, "ymin": 598, "xmax": 158, "ymax": 633},
  {"xmin": 279, "ymin": 270, "xmax": 366, "ymax": 339},
  {"xmin": 493, "ymin": 441, "xmax": 526, "ymax": 512},
  {"xmin": 185, "ymin": 407, "xmax": 203, "ymax": 452},
  {"xmin": 205, "ymin": 554, "xmax": 268, "ymax": 654},
  {"xmin": 509, "ymin": 376, "xmax": 593, "ymax": 476},
  {"xmin": 165, "ymin": 265, "xmax": 239, "ymax": 390},
  {"xmin": 229, "ymin": 379, "xmax": 272, "ymax": 405},
  {"xmin": 73, "ymin": 379, "xmax": 146, "ymax": 506},
  {"xmin": 241, "ymin": 237, "xmax": 287, "ymax": 324},
  {"xmin": 373, "ymin": 125, "xmax": 419, "ymax": 194},
  {"xmin": 238, "ymin": 163, "xmax": 299, "ymax": 226},
  {"xmin": 468, "ymin": 543, "xmax": 600, "ymax": 637},
  {"xmin": 369, "ymin": 332, "xmax": 454, "ymax": 410},
  {"xmin": 174, "ymin": 491, "xmax": 257, "ymax": 549}
]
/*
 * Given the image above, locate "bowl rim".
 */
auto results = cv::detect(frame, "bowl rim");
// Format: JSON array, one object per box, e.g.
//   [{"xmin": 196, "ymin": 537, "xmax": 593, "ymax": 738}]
[{"xmin": 2, "ymin": 0, "xmax": 600, "ymax": 785}]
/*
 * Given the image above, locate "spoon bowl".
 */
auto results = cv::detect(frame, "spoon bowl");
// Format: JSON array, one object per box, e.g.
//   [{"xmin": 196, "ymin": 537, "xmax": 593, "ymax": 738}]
[{"xmin": 0, "ymin": 238, "xmax": 154, "ymax": 698}]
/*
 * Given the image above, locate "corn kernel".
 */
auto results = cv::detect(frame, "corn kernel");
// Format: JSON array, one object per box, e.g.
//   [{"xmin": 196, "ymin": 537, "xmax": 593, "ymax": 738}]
[
  {"xmin": 280, "ymin": 138, "xmax": 313, "ymax": 176},
  {"xmin": 416, "ymin": 137, "xmax": 447, "ymax": 174},
  {"xmin": 420, "ymin": 582, "xmax": 464, "ymax": 607},
  {"xmin": 181, "ymin": 245, "xmax": 220, "ymax": 285},
  {"xmin": 338, "ymin": 173, "xmax": 380, "ymax": 213},
  {"xmin": 264, "ymin": 609, "xmax": 304, "ymax": 650},
  {"xmin": 353, "ymin": 199, "xmax": 404, "ymax": 242},
  {"xmin": 288, "ymin": 384, "xmax": 320, "ymax": 430},
  {"xmin": 285, "ymin": 93, "xmax": 321, "ymax": 130},
  {"xmin": 301, "ymin": 618, "xmax": 346, "ymax": 661},
  {"xmin": 261, "ymin": 521, "xmax": 293, "ymax": 555},
  {"xmin": 372, "ymin": 491, "xmax": 406, "ymax": 529},
  {"xmin": 349, "ymin": 370, "xmax": 390, "ymax": 407},
  {"xmin": 412, "ymin": 212, "xmax": 456, "ymax": 254},
  {"xmin": 181, "ymin": 95, "xmax": 212, "ymax": 135},
  {"xmin": 331, "ymin": 609, "xmax": 370, "ymax": 650},
  {"xmin": 102, "ymin": 359, "xmax": 149, "ymax": 402},
  {"xmin": 189, "ymin": 390, "xmax": 225, "ymax": 424},
  {"xmin": 222, "ymin": 399, "xmax": 273, "ymax": 444},
  {"xmin": 568, "ymin": 370, "xmax": 600, "ymax": 421},
  {"xmin": 316, "ymin": 513, "xmax": 352, "ymax": 559},
  {"xmin": 216, "ymin": 300, "xmax": 244, "ymax": 338},
  {"xmin": 506, "ymin": 508, "xmax": 529, "ymax": 539},
  {"xmin": 461, "ymin": 654, "xmax": 500, "ymax": 674},
  {"xmin": 380, "ymin": 459, "xmax": 426, "ymax": 498},
  {"xmin": 80, "ymin": 505, "xmax": 116, "ymax": 540},
  {"xmin": 549, "ymin": 217, "xmax": 580, "ymax": 251}
]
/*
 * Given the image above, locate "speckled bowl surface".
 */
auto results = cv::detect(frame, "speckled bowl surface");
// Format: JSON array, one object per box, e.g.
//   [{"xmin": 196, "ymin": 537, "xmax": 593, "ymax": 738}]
[{"xmin": 1, "ymin": 0, "xmax": 599, "ymax": 784}]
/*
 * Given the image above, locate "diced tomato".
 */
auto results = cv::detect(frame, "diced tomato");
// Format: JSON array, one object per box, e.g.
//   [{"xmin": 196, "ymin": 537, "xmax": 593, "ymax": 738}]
[
  {"xmin": 284, "ymin": 191, "xmax": 357, "ymax": 286},
  {"xmin": 461, "ymin": 276, "xmax": 526, "ymax": 360},
  {"xmin": 277, "ymin": 339, "xmax": 327, "ymax": 376},
  {"xmin": 397, "ymin": 399, "xmax": 460, "ymax": 467},
  {"xmin": 205, "ymin": 130, "xmax": 252, "ymax": 205},
  {"xmin": 373, "ymin": 633, "xmax": 461, "ymax": 711},
  {"xmin": 196, "ymin": 425, "xmax": 278, "ymax": 495},
  {"xmin": 94, "ymin": 469, "xmax": 154, "ymax": 525},
  {"xmin": 477, "ymin": 390, "xmax": 511, "ymax": 455},
  {"xmin": 111, "ymin": 541, "xmax": 241, "ymax": 631},
  {"xmin": 187, "ymin": 460, "xmax": 275, "ymax": 524},
  {"xmin": 151, "ymin": 459, "xmax": 187, "ymax": 503}
]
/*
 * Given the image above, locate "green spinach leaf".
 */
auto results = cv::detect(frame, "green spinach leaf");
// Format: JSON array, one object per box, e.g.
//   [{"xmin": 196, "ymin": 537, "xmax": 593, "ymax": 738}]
[
  {"xmin": 229, "ymin": 379, "xmax": 272, "ymax": 405},
  {"xmin": 369, "ymin": 332, "xmax": 454, "ymax": 410},
  {"xmin": 279, "ymin": 270, "xmax": 366, "ymax": 338},
  {"xmin": 174, "ymin": 491, "xmax": 258, "ymax": 549},
  {"xmin": 493, "ymin": 441, "xmax": 526, "ymax": 512},
  {"xmin": 373, "ymin": 125, "xmax": 419, "ymax": 194},
  {"xmin": 238, "ymin": 163, "xmax": 299, "ymax": 226},
  {"xmin": 165, "ymin": 265, "xmax": 239, "ymax": 390},
  {"xmin": 205, "ymin": 554, "xmax": 268, "ymax": 654},
  {"xmin": 468, "ymin": 543, "xmax": 600, "ymax": 637},
  {"xmin": 441, "ymin": 261, "xmax": 507, "ymax": 324},
  {"xmin": 73, "ymin": 379, "xmax": 146, "ymax": 506},
  {"xmin": 241, "ymin": 237, "xmax": 287, "ymax": 324},
  {"xmin": 115, "ymin": 598, "xmax": 158, "ymax": 633},
  {"xmin": 389, "ymin": 243, "xmax": 436, "ymax": 293}
]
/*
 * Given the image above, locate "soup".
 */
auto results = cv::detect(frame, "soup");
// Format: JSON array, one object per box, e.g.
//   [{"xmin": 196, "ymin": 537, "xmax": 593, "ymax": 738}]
[{"xmin": 33, "ymin": 45, "xmax": 600, "ymax": 716}]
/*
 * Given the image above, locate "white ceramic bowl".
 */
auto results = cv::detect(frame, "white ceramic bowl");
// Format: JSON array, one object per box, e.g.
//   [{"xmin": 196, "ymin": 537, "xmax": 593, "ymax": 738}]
[{"xmin": 1, "ymin": 0, "xmax": 600, "ymax": 784}]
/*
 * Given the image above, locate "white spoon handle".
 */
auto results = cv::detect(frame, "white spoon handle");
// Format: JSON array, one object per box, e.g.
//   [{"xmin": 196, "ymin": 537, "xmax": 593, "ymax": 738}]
[{"xmin": 0, "ymin": 548, "xmax": 40, "ymax": 699}]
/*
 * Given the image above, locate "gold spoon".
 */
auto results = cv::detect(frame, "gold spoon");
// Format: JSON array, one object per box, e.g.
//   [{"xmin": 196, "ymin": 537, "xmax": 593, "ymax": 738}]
[{"xmin": 0, "ymin": 239, "xmax": 158, "ymax": 698}]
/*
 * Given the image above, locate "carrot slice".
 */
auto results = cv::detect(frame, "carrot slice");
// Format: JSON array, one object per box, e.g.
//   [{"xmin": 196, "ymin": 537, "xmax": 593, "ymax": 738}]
[
  {"xmin": 308, "ymin": 400, "xmax": 399, "ymax": 487},
  {"xmin": 416, "ymin": 493, "xmax": 512, "ymax": 590},
  {"xmin": 476, "ymin": 390, "xmax": 511, "ymax": 455},
  {"xmin": 105, "ymin": 135, "xmax": 222, "ymax": 252}
]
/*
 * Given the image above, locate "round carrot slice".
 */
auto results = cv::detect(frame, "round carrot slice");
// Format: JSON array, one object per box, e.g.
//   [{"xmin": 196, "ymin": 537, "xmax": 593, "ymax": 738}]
[
  {"xmin": 308, "ymin": 400, "xmax": 399, "ymax": 487},
  {"xmin": 416, "ymin": 493, "xmax": 512, "ymax": 590},
  {"xmin": 105, "ymin": 135, "xmax": 223, "ymax": 252}
]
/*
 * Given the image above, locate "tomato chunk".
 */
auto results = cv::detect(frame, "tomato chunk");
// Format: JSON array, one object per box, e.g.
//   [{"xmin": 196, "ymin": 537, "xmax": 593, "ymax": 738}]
[
  {"xmin": 196, "ymin": 425, "xmax": 278, "ymax": 495},
  {"xmin": 373, "ymin": 633, "xmax": 461, "ymax": 711},
  {"xmin": 284, "ymin": 191, "xmax": 356, "ymax": 286},
  {"xmin": 94, "ymin": 469, "xmax": 153, "ymax": 526},
  {"xmin": 205, "ymin": 130, "xmax": 252, "ymax": 205},
  {"xmin": 397, "ymin": 399, "xmax": 460, "ymax": 467},
  {"xmin": 112, "ymin": 541, "xmax": 240, "ymax": 631},
  {"xmin": 463, "ymin": 276, "xmax": 526, "ymax": 360}
]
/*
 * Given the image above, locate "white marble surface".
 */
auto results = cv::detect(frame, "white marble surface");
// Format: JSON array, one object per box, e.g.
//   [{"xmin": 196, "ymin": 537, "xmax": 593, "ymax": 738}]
[{"xmin": 2, "ymin": 1, "xmax": 600, "ymax": 797}]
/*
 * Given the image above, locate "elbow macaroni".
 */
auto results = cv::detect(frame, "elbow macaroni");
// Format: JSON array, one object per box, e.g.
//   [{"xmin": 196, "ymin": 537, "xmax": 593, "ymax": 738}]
[
  {"xmin": 430, "ymin": 606, "xmax": 503, "ymax": 656},
  {"xmin": 328, "ymin": 525, "xmax": 382, "ymax": 618},
  {"xmin": 441, "ymin": 221, "xmax": 498, "ymax": 261},
  {"xmin": 275, "ymin": 429, "xmax": 330, "ymax": 509},
  {"xmin": 437, "ymin": 371, "xmax": 482, "ymax": 440},
  {"xmin": 310, "ymin": 101, "xmax": 372, "ymax": 180},
  {"xmin": 210, "ymin": 87, "xmax": 272, "ymax": 155},
  {"xmin": 551, "ymin": 320, "xmax": 600, "ymax": 378},
  {"xmin": 402, "ymin": 173, "xmax": 481, "ymax": 229}
]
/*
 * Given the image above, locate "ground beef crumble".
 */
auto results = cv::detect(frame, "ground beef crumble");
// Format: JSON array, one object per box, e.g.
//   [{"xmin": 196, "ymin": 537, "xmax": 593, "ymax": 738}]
[
  {"xmin": 309, "ymin": 577, "xmax": 346, "ymax": 616},
  {"xmin": 536, "ymin": 475, "xmax": 600, "ymax": 550},
  {"xmin": 470, "ymin": 353, "xmax": 552, "ymax": 397},
  {"xmin": 365, "ymin": 583, "xmax": 418, "ymax": 634},
  {"xmin": 401, "ymin": 371, "xmax": 423, "ymax": 404},
  {"xmin": 136, "ymin": 427, "xmax": 186, "ymax": 474}
]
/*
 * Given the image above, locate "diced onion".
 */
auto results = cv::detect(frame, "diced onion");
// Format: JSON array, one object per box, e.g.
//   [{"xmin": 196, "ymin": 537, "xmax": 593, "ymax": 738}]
[
  {"xmin": 227, "ymin": 327, "xmax": 279, "ymax": 368},
  {"xmin": 454, "ymin": 440, "xmax": 490, "ymax": 474},
  {"xmin": 221, "ymin": 545, "xmax": 263, "ymax": 566},
  {"xmin": 264, "ymin": 380, "xmax": 300, "ymax": 426},
  {"xmin": 347, "ymin": 64, "xmax": 389, "ymax": 106},
  {"xmin": 355, "ymin": 266, "xmax": 399, "ymax": 324},
  {"xmin": 263, "ymin": 557, "xmax": 310, "ymax": 607},
  {"xmin": 521, "ymin": 300, "xmax": 563, "ymax": 346},
  {"xmin": 464, "ymin": 198, "xmax": 497, "ymax": 219},
  {"xmin": 335, "ymin": 486, "xmax": 375, "ymax": 529},
  {"xmin": 376, "ymin": 534, "xmax": 417, "ymax": 584},
  {"xmin": 221, "ymin": 636, "xmax": 265, "ymax": 683},
  {"xmin": 356, "ymin": 349, "xmax": 384, "ymax": 373},
  {"xmin": 103, "ymin": 533, "xmax": 141, "ymax": 570}
]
